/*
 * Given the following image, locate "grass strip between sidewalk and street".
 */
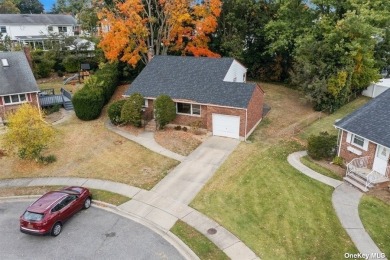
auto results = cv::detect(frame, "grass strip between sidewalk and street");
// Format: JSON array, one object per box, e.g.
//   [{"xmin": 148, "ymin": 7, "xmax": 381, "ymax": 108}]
[
  {"xmin": 0, "ymin": 186, "xmax": 130, "ymax": 206},
  {"xmin": 300, "ymin": 155, "xmax": 343, "ymax": 181},
  {"xmin": 359, "ymin": 195, "xmax": 390, "ymax": 258},
  {"xmin": 171, "ymin": 220, "xmax": 229, "ymax": 260}
]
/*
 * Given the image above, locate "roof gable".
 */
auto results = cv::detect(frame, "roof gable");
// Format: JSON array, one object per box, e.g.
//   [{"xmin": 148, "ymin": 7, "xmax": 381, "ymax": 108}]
[
  {"xmin": 0, "ymin": 52, "xmax": 39, "ymax": 96},
  {"xmin": 124, "ymin": 56, "xmax": 256, "ymax": 108},
  {"xmin": 335, "ymin": 89, "xmax": 390, "ymax": 148}
]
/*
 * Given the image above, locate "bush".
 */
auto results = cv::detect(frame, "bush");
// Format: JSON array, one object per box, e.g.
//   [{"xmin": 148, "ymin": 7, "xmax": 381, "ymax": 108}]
[
  {"xmin": 38, "ymin": 154, "xmax": 57, "ymax": 165},
  {"xmin": 62, "ymin": 55, "xmax": 80, "ymax": 73},
  {"xmin": 307, "ymin": 132, "xmax": 337, "ymax": 160},
  {"xmin": 31, "ymin": 50, "xmax": 55, "ymax": 78},
  {"xmin": 72, "ymin": 87, "xmax": 105, "ymax": 120},
  {"xmin": 154, "ymin": 95, "xmax": 176, "ymax": 129},
  {"xmin": 182, "ymin": 126, "xmax": 188, "ymax": 132},
  {"xmin": 108, "ymin": 99, "xmax": 126, "ymax": 125},
  {"xmin": 44, "ymin": 104, "xmax": 61, "ymax": 115},
  {"xmin": 57, "ymin": 70, "xmax": 64, "ymax": 77},
  {"xmin": 73, "ymin": 62, "xmax": 119, "ymax": 121},
  {"xmin": 121, "ymin": 93, "xmax": 144, "ymax": 127},
  {"xmin": 174, "ymin": 125, "xmax": 182, "ymax": 130},
  {"xmin": 332, "ymin": 156, "xmax": 344, "ymax": 167}
]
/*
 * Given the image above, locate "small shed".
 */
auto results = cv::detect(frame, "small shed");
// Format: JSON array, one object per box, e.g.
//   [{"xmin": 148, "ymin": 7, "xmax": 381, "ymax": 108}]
[{"xmin": 362, "ymin": 78, "xmax": 390, "ymax": 98}]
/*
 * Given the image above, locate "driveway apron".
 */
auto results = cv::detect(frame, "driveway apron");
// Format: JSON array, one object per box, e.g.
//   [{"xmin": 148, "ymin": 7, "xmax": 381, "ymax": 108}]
[{"xmin": 150, "ymin": 136, "xmax": 240, "ymax": 204}]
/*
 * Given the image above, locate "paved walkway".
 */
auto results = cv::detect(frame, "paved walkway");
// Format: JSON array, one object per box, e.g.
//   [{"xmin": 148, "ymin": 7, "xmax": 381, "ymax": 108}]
[
  {"xmin": 106, "ymin": 121, "xmax": 186, "ymax": 162},
  {"xmin": 288, "ymin": 151, "xmax": 385, "ymax": 259},
  {"xmin": 0, "ymin": 177, "xmax": 258, "ymax": 260}
]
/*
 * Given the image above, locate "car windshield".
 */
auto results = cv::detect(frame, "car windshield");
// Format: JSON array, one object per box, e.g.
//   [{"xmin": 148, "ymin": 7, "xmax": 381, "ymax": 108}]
[{"xmin": 23, "ymin": 211, "xmax": 44, "ymax": 221}]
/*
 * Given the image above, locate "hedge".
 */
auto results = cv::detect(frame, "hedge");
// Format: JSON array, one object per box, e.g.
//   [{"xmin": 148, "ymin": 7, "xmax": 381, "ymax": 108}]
[
  {"xmin": 121, "ymin": 93, "xmax": 144, "ymax": 127},
  {"xmin": 307, "ymin": 132, "xmax": 337, "ymax": 160},
  {"xmin": 73, "ymin": 62, "xmax": 119, "ymax": 121},
  {"xmin": 154, "ymin": 95, "xmax": 176, "ymax": 129}
]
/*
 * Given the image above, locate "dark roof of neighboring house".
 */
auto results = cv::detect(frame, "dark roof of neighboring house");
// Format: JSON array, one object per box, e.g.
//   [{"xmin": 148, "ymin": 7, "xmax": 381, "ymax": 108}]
[
  {"xmin": 0, "ymin": 14, "xmax": 77, "ymax": 25},
  {"xmin": 125, "ymin": 56, "xmax": 257, "ymax": 109},
  {"xmin": 335, "ymin": 89, "xmax": 390, "ymax": 148},
  {"xmin": 0, "ymin": 52, "xmax": 39, "ymax": 96}
]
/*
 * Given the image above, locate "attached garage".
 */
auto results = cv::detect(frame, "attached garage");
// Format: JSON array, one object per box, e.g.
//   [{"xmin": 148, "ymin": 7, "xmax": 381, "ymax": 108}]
[{"xmin": 212, "ymin": 114, "xmax": 240, "ymax": 139}]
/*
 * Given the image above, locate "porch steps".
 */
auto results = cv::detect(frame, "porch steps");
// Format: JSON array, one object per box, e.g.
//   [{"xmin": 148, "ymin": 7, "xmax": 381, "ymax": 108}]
[
  {"xmin": 63, "ymin": 101, "xmax": 74, "ymax": 110},
  {"xmin": 145, "ymin": 119, "xmax": 157, "ymax": 132},
  {"xmin": 344, "ymin": 176, "xmax": 369, "ymax": 192}
]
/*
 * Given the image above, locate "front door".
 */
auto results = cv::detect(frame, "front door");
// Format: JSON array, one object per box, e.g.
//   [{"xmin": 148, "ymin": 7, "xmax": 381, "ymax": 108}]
[{"xmin": 372, "ymin": 145, "xmax": 390, "ymax": 176}]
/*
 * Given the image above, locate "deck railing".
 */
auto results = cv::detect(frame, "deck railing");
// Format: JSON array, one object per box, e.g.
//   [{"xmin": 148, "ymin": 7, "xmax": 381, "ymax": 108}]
[
  {"xmin": 365, "ymin": 170, "xmax": 379, "ymax": 189},
  {"xmin": 60, "ymin": 88, "xmax": 72, "ymax": 100},
  {"xmin": 346, "ymin": 156, "xmax": 370, "ymax": 176}
]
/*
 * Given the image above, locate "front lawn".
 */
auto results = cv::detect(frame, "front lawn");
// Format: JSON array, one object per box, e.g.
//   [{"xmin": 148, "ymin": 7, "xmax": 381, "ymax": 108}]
[
  {"xmin": 0, "ymin": 115, "xmax": 178, "ymax": 190},
  {"xmin": 359, "ymin": 195, "xmax": 390, "ymax": 257},
  {"xmin": 192, "ymin": 141, "xmax": 357, "ymax": 259},
  {"xmin": 300, "ymin": 155, "xmax": 343, "ymax": 180}
]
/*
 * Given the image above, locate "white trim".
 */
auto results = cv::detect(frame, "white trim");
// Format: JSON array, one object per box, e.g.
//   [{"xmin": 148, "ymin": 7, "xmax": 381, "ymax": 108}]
[
  {"xmin": 336, "ymin": 127, "xmax": 389, "ymax": 151},
  {"xmin": 176, "ymin": 102, "xmax": 201, "ymax": 117},
  {"xmin": 0, "ymin": 91, "xmax": 40, "ymax": 97},
  {"xmin": 337, "ymin": 130, "xmax": 343, "ymax": 156},
  {"xmin": 3, "ymin": 94, "xmax": 28, "ymax": 105},
  {"xmin": 346, "ymin": 132, "xmax": 352, "ymax": 143}
]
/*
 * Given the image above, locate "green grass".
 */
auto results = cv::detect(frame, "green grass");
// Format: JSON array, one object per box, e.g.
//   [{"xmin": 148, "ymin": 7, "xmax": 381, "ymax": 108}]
[
  {"xmin": 359, "ymin": 196, "xmax": 390, "ymax": 257},
  {"xmin": 89, "ymin": 189, "xmax": 130, "ymax": 206},
  {"xmin": 192, "ymin": 141, "xmax": 358, "ymax": 259},
  {"xmin": 300, "ymin": 155, "xmax": 343, "ymax": 181},
  {"xmin": 300, "ymin": 96, "xmax": 370, "ymax": 140},
  {"xmin": 171, "ymin": 220, "xmax": 229, "ymax": 260}
]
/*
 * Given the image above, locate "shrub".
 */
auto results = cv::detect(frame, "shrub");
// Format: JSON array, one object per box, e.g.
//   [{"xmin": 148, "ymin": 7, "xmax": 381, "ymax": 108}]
[
  {"xmin": 182, "ymin": 126, "xmax": 188, "ymax": 132},
  {"xmin": 108, "ymin": 99, "xmax": 126, "ymax": 125},
  {"xmin": 121, "ymin": 93, "xmax": 144, "ymax": 127},
  {"xmin": 31, "ymin": 50, "xmax": 55, "ymax": 78},
  {"xmin": 62, "ymin": 55, "xmax": 79, "ymax": 73},
  {"xmin": 57, "ymin": 70, "xmax": 64, "ymax": 77},
  {"xmin": 154, "ymin": 95, "xmax": 176, "ymax": 129},
  {"xmin": 174, "ymin": 125, "xmax": 182, "ymax": 130},
  {"xmin": 38, "ymin": 154, "xmax": 57, "ymax": 165},
  {"xmin": 72, "ymin": 87, "xmax": 105, "ymax": 120},
  {"xmin": 44, "ymin": 104, "xmax": 61, "ymax": 115},
  {"xmin": 332, "ymin": 156, "xmax": 344, "ymax": 167},
  {"xmin": 307, "ymin": 132, "xmax": 337, "ymax": 160}
]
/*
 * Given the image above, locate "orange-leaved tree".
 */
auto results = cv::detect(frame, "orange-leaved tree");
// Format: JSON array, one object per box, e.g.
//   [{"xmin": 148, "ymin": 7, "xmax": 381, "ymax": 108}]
[{"xmin": 98, "ymin": 0, "xmax": 221, "ymax": 66}]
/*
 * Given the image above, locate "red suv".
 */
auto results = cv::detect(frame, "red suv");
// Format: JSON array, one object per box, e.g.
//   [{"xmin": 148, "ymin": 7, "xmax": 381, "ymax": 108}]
[{"xmin": 20, "ymin": 186, "xmax": 92, "ymax": 236}]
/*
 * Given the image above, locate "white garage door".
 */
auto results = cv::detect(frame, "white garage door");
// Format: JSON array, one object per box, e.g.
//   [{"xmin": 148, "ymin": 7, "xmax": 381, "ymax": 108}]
[{"xmin": 212, "ymin": 114, "xmax": 240, "ymax": 139}]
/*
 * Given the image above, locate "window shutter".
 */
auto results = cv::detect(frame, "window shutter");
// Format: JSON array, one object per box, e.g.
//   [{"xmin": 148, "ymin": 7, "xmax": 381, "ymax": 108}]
[
  {"xmin": 363, "ymin": 139, "xmax": 369, "ymax": 151},
  {"xmin": 346, "ymin": 132, "xmax": 352, "ymax": 143}
]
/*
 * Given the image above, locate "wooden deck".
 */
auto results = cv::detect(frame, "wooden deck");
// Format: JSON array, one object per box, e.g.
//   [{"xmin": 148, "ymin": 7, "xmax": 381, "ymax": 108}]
[{"xmin": 39, "ymin": 95, "xmax": 71, "ymax": 107}]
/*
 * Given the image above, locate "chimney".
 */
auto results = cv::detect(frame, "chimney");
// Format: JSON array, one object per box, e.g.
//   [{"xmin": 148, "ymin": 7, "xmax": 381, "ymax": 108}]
[
  {"xmin": 23, "ymin": 46, "xmax": 33, "ymax": 70},
  {"xmin": 147, "ymin": 47, "xmax": 154, "ymax": 62}
]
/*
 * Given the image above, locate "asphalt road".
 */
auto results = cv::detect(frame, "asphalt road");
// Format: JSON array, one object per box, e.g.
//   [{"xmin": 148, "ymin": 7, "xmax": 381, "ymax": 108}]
[{"xmin": 0, "ymin": 201, "xmax": 184, "ymax": 260}]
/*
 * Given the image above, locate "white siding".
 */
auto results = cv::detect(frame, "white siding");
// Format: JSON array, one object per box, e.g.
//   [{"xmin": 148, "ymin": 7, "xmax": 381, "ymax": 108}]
[
  {"xmin": 1, "ymin": 25, "xmax": 75, "ymax": 41},
  {"xmin": 223, "ymin": 60, "xmax": 247, "ymax": 83}
]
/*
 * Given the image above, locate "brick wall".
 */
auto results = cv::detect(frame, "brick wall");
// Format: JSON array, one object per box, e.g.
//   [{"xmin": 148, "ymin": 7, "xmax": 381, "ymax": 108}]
[
  {"xmin": 339, "ymin": 130, "xmax": 377, "ymax": 168},
  {"xmin": 172, "ymin": 105, "xmax": 208, "ymax": 128},
  {"xmin": 246, "ymin": 84, "xmax": 264, "ymax": 135}
]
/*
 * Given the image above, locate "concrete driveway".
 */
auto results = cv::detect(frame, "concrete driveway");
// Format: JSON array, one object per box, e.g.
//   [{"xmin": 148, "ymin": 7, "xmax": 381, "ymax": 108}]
[
  {"xmin": 151, "ymin": 136, "xmax": 240, "ymax": 204},
  {"xmin": 0, "ymin": 201, "xmax": 184, "ymax": 260}
]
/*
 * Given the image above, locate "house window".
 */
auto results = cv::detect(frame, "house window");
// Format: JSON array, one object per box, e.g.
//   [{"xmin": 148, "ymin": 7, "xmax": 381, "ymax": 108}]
[
  {"xmin": 176, "ymin": 103, "xmax": 201, "ymax": 116},
  {"xmin": 0, "ymin": 26, "xmax": 6, "ymax": 33},
  {"xmin": 48, "ymin": 26, "xmax": 53, "ymax": 32},
  {"xmin": 58, "ymin": 26, "xmax": 67, "ymax": 33},
  {"xmin": 352, "ymin": 135, "xmax": 365, "ymax": 148},
  {"xmin": 3, "ymin": 94, "xmax": 27, "ymax": 105}
]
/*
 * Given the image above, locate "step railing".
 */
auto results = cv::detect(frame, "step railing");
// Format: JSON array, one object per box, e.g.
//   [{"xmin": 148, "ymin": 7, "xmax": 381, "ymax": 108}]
[
  {"xmin": 386, "ymin": 166, "xmax": 390, "ymax": 178},
  {"xmin": 365, "ymin": 170, "xmax": 379, "ymax": 189},
  {"xmin": 346, "ymin": 156, "xmax": 370, "ymax": 176}
]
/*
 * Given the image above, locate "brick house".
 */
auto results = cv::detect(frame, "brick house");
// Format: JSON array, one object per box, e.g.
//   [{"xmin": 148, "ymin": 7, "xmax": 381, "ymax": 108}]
[
  {"xmin": 334, "ymin": 89, "xmax": 390, "ymax": 191},
  {"xmin": 0, "ymin": 51, "xmax": 40, "ymax": 118},
  {"xmin": 124, "ymin": 56, "xmax": 265, "ymax": 140}
]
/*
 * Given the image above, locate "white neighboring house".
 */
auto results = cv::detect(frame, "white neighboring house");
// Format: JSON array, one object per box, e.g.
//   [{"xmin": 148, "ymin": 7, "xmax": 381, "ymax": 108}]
[
  {"xmin": 0, "ymin": 14, "xmax": 78, "ymax": 50},
  {"xmin": 362, "ymin": 78, "xmax": 390, "ymax": 98}
]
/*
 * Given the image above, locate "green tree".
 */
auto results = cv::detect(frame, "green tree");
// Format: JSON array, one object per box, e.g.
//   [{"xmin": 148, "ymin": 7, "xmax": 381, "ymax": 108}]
[
  {"xmin": 17, "ymin": 0, "xmax": 44, "ymax": 14},
  {"xmin": 120, "ymin": 93, "xmax": 144, "ymax": 127},
  {"xmin": 154, "ymin": 95, "xmax": 176, "ymax": 129},
  {"xmin": 4, "ymin": 104, "xmax": 55, "ymax": 160},
  {"xmin": 0, "ymin": 0, "xmax": 20, "ymax": 13},
  {"xmin": 31, "ymin": 50, "xmax": 56, "ymax": 78}
]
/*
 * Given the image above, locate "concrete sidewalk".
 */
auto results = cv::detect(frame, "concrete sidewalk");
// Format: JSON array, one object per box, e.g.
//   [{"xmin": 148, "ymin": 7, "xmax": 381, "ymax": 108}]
[
  {"xmin": 0, "ymin": 177, "xmax": 259, "ymax": 260},
  {"xmin": 106, "ymin": 121, "xmax": 186, "ymax": 162},
  {"xmin": 288, "ymin": 151, "xmax": 385, "ymax": 259}
]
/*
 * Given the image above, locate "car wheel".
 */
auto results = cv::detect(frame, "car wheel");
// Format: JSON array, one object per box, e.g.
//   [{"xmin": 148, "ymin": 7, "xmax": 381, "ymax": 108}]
[
  {"xmin": 51, "ymin": 222, "xmax": 62, "ymax": 237},
  {"xmin": 83, "ymin": 197, "xmax": 91, "ymax": 209}
]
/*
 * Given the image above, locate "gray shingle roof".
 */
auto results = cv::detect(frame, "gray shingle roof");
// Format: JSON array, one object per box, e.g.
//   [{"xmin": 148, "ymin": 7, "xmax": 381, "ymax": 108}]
[
  {"xmin": 0, "ymin": 52, "xmax": 39, "ymax": 96},
  {"xmin": 0, "ymin": 14, "xmax": 77, "ymax": 25},
  {"xmin": 125, "ymin": 56, "xmax": 257, "ymax": 109},
  {"xmin": 335, "ymin": 89, "xmax": 390, "ymax": 148}
]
